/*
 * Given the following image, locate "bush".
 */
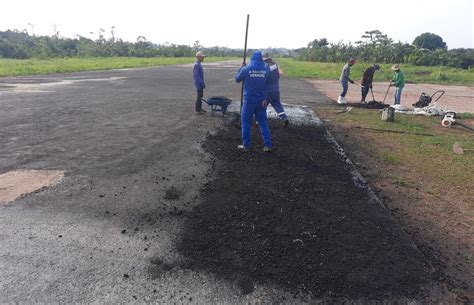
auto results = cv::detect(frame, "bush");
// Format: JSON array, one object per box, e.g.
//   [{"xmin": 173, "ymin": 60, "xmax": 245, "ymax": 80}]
[{"xmin": 296, "ymin": 31, "xmax": 473, "ymax": 70}]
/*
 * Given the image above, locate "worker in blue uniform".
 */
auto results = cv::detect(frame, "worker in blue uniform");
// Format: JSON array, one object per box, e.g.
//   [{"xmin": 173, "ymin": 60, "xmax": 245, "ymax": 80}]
[
  {"xmin": 263, "ymin": 54, "xmax": 289, "ymax": 127},
  {"xmin": 235, "ymin": 51, "xmax": 272, "ymax": 152},
  {"xmin": 193, "ymin": 51, "xmax": 206, "ymax": 114}
]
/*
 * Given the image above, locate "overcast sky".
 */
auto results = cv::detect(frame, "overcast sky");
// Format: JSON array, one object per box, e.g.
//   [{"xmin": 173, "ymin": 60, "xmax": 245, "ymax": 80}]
[{"xmin": 1, "ymin": 0, "xmax": 473, "ymax": 49}]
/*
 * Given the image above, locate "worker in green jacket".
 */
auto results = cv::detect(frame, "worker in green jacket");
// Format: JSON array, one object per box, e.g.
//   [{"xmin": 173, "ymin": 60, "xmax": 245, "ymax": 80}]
[{"xmin": 390, "ymin": 64, "xmax": 405, "ymax": 106}]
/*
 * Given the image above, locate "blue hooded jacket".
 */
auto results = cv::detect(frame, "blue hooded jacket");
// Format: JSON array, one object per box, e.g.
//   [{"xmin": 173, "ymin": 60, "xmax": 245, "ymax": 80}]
[
  {"xmin": 235, "ymin": 51, "xmax": 269, "ymax": 103},
  {"xmin": 264, "ymin": 57, "xmax": 280, "ymax": 94}
]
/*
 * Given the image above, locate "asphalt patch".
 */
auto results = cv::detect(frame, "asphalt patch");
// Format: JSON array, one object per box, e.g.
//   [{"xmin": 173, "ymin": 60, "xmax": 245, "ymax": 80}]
[
  {"xmin": 164, "ymin": 188, "xmax": 181, "ymax": 201},
  {"xmin": 176, "ymin": 120, "xmax": 433, "ymax": 300}
]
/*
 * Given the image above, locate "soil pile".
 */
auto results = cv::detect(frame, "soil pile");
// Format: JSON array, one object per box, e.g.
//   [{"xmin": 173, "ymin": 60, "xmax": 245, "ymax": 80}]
[
  {"xmin": 177, "ymin": 121, "xmax": 433, "ymax": 300},
  {"xmin": 350, "ymin": 101, "xmax": 386, "ymax": 109}
]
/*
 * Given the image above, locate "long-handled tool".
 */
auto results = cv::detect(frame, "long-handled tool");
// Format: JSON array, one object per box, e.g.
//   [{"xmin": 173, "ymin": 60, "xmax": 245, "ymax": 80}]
[
  {"xmin": 240, "ymin": 14, "xmax": 250, "ymax": 114},
  {"xmin": 453, "ymin": 142, "xmax": 474, "ymax": 154},
  {"xmin": 354, "ymin": 81, "xmax": 376, "ymax": 100},
  {"xmin": 352, "ymin": 81, "xmax": 365, "ymax": 89},
  {"xmin": 354, "ymin": 81, "xmax": 385, "ymax": 108},
  {"xmin": 352, "ymin": 81, "xmax": 367, "ymax": 100},
  {"xmin": 370, "ymin": 87, "xmax": 376, "ymax": 102},
  {"xmin": 382, "ymin": 82, "xmax": 392, "ymax": 105}
]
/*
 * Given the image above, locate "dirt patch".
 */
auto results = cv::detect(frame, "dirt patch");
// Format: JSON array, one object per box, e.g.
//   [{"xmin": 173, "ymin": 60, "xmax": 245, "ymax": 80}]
[
  {"xmin": 307, "ymin": 79, "xmax": 474, "ymax": 113},
  {"xmin": 176, "ymin": 121, "xmax": 434, "ymax": 301},
  {"xmin": 0, "ymin": 170, "xmax": 64, "ymax": 204}
]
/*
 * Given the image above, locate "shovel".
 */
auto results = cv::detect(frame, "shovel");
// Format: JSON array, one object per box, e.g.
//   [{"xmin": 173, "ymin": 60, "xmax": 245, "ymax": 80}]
[
  {"xmin": 382, "ymin": 82, "xmax": 392, "ymax": 105},
  {"xmin": 370, "ymin": 87, "xmax": 376, "ymax": 102},
  {"xmin": 453, "ymin": 142, "xmax": 474, "ymax": 155}
]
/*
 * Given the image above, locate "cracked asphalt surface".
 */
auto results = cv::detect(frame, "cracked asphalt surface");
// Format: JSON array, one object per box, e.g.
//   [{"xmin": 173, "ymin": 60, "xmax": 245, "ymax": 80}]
[
  {"xmin": 0, "ymin": 61, "xmax": 320, "ymax": 303},
  {"xmin": 0, "ymin": 61, "xmax": 432, "ymax": 303}
]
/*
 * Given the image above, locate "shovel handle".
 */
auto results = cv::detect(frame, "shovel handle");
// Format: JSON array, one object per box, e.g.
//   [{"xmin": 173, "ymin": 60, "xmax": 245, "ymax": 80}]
[
  {"xmin": 382, "ymin": 83, "xmax": 391, "ymax": 104},
  {"xmin": 370, "ymin": 87, "xmax": 376, "ymax": 101}
]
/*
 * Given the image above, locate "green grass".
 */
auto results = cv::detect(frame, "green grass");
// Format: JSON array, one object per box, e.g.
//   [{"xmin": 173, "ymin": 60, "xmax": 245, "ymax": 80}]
[
  {"xmin": 323, "ymin": 107, "xmax": 474, "ymax": 188},
  {"xmin": 5, "ymin": 57, "xmax": 472, "ymax": 86},
  {"xmin": 380, "ymin": 152, "xmax": 402, "ymax": 166},
  {"xmin": 392, "ymin": 176, "xmax": 409, "ymax": 187},
  {"xmin": 0, "ymin": 57, "xmax": 235, "ymax": 77},
  {"xmin": 278, "ymin": 58, "xmax": 474, "ymax": 86}
]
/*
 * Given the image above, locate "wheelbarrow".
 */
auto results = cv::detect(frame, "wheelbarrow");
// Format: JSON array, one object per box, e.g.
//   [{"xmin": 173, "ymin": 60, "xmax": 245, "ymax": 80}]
[
  {"xmin": 412, "ymin": 90, "xmax": 445, "ymax": 108},
  {"xmin": 201, "ymin": 96, "xmax": 232, "ymax": 116}
]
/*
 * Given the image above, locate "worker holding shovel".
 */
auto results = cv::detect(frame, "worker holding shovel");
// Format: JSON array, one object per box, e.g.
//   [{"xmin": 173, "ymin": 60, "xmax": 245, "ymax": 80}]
[
  {"xmin": 360, "ymin": 64, "xmax": 380, "ymax": 103},
  {"xmin": 390, "ymin": 64, "xmax": 405, "ymax": 108},
  {"xmin": 235, "ymin": 51, "xmax": 272, "ymax": 152},
  {"xmin": 338, "ymin": 57, "xmax": 356, "ymax": 104}
]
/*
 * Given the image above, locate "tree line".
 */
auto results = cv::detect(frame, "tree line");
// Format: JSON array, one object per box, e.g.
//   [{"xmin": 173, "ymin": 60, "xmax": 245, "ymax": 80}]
[
  {"xmin": 0, "ymin": 29, "xmax": 244, "ymax": 59},
  {"xmin": 296, "ymin": 31, "xmax": 474, "ymax": 69},
  {"xmin": 1, "ymin": 28, "xmax": 472, "ymax": 69}
]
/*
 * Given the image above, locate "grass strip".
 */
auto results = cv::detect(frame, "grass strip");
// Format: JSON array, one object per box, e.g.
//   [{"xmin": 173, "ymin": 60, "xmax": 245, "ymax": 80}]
[
  {"xmin": 0, "ymin": 57, "xmax": 236, "ymax": 77},
  {"xmin": 278, "ymin": 58, "xmax": 474, "ymax": 86}
]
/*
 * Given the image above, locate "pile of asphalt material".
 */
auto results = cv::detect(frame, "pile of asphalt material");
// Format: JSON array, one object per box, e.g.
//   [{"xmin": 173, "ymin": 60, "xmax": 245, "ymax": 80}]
[
  {"xmin": 352, "ymin": 101, "xmax": 386, "ymax": 109},
  {"xmin": 177, "ymin": 120, "xmax": 433, "ymax": 300}
]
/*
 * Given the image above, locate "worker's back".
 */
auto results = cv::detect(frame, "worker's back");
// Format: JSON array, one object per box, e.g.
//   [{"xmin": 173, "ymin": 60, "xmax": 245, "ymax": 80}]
[
  {"xmin": 264, "ymin": 58, "xmax": 280, "ymax": 94},
  {"xmin": 235, "ymin": 51, "xmax": 269, "ymax": 102}
]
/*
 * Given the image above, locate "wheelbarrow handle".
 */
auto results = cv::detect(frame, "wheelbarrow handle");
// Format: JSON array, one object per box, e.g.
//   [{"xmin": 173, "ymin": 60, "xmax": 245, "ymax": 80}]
[{"xmin": 430, "ymin": 90, "xmax": 445, "ymax": 103}]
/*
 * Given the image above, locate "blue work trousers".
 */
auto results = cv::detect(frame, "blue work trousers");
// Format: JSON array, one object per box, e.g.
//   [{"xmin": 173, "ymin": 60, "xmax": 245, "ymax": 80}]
[
  {"xmin": 394, "ymin": 86, "xmax": 403, "ymax": 105},
  {"xmin": 361, "ymin": 85, "xmax": 370, "ymax": 100},
  {"xmin": 241, "ymin": 101, "xmax": 272, "ymax": 148},
  {"xmin": 340, "ymin": 80, "xmax": 348, "ymax": 97},
  {"xmin": 267, "ymin": 92, "xmax": 288, "ymax": 120}
]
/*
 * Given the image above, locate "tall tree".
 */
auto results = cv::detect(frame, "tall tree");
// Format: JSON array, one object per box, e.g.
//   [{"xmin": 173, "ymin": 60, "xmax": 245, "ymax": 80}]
[
  {"xmin": 307, "ymin": 38, "xmax": 328, "ymax": 49},
  {"xmin": 413, "ymin": 33, "xmax": 447, "ymax": 50}
]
